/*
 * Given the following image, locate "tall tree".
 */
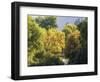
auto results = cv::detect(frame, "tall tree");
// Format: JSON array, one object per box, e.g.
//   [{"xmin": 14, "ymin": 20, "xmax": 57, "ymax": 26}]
[
  {"xmin": 62, "ymin": 24, "xmax": 81, "ymax": 62},
  {"xmin": 28, "ymin": 16, "xmax": 45, "ymax": 65},
  {"xmin": 35, "ymin": 16, "xmax": 57, "ymax": 30},
  {"xmin": 77, "ymin": 18, "xmax": 88, "ymax": 64},
  {"xmin": 78, "ymin": 18, "xmax": 88, "ymax": 48}
]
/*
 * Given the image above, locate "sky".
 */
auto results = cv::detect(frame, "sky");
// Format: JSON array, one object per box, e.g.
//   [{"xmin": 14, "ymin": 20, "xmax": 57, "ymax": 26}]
[
  {"xmin": 56, "ymin": 16, "xmax": 84, "ymax": 31},
  {"xmin": 32, "ymin": 15, "xmax": 85, "ymax": 31}
]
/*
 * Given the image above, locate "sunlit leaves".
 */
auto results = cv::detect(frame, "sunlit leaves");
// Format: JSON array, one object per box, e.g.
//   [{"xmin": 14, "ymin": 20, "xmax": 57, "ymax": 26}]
[
  {"xmin": 43, "ymin": 28, "xmax": 65, "ymax": 53},
  {"xmin": 28, "ymin": 16, "xmax": 45, "ymax": 65},
  {"xmin": 63, "ymin": 24, "xmax": 78, "ymax": 37},
  {"xmin": 28, "ymin": 16, "xmax": 87, "ymax": 65}
]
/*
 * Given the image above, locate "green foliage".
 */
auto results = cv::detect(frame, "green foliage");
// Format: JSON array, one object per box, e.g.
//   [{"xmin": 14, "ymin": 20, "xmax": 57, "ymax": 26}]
[
  {"xmin": 78, "ymin": 18, "xmax": 88, "ymax": 48},
  {"xmin": 28, "ymin": 16, "xmax": 45, "ymax": 65},
  {"xmin": 62, "ymin": 24, "xmax": 78, "ymax": 36},
  {"xmin": 62, "ymin": 24, "xmax": 81, "ymax": 58},
  {"xmin": 67, "ymin": 30, "xmax": 81, "ymax": 55},
  {"xmin": 28, "ymin": 16, "xmax": 65, "ymax": 66},
  {"xmin": 35, "ymin": 16, "xmax": 57, "ymax": 30},
  {"xmin": 28, "ymin": 16, "xmax": 87, "ymax": 66},
  {"xmin": 77, "ymin": 18, "xmax": 88, "ymax": 64},
  {"xmin": 38, "ymin": 51, "xmax": 63, "ymax": 65}
]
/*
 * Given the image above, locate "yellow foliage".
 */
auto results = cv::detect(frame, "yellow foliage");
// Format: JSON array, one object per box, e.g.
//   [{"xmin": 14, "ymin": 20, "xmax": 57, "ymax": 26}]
[
  {"xmin": 27, "ymin": 16, "xmax": 82, "ymax": 65},
  {"xmin": 43, "ymin": 28, "xmax": 65, "ymax": 54}
]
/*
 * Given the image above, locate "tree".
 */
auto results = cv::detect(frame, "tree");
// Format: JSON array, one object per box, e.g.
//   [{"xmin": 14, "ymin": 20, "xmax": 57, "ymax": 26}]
[
  {"xmin": 43, "ymin": 28, "xmax": 65, "ymax": 54},
  {"xmin": 62, "ymin": 24, "xmax": 78, "ymax": 35},
  {"xmin": 28, "ymin": 16, "xmax": 64, "ymax": 66},
  {"xmin": 78, "ymin": 18, "xmax": 88, "ymax": 48},
  {"xmin": 74, "ymin": 18, "xmax": 82, "ymax": 26},
  {"xmin": 77, "ymin": 18, "xmax": 88, "ymax": 64},
  {"xmin": 62, "ymin": 24, "xmax": 81, "ymax": 63},
  {"xmin": 28, "ymin": 16, "xmax": 46, "ymax": 65},
  {"xmin": 35, "ymin": 16, "xmax": 57, "ymax": 30},
  {"xmin": 67, "ymin": 30, "xmax": 81, "ymax": 57},
  {"xmin": 28, "ymin": 16, "xmax": 87, "ymax": 65}
]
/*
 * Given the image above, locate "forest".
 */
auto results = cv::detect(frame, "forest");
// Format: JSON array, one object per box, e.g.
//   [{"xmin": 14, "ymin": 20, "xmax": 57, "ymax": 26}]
[{"xmin": 28, "ymin": 15, "xmax": 88, "ymax": 66}]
